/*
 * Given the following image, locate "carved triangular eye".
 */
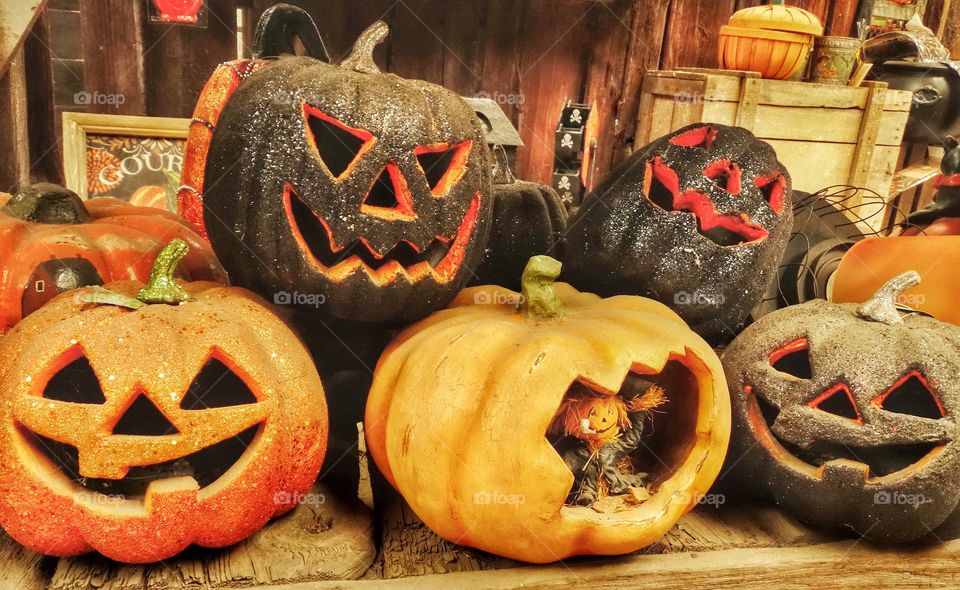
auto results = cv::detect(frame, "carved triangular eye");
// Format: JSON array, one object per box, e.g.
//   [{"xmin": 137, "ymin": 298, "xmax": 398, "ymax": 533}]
[
  {"xmin": 669, "ymin": 126, "xmax": 717, "ymax": 149},
  {"xmin": 44, "ymin": 354, "xmax": 106, "ymax": 405},
  {"xmin": 303, "ymin": 104, "xmax": 374, "ymax": 180},
  {"xmin": 114, "ymin": 394, "xmax": 179, "ymax": 436},
  {"xmin": 415, "ymin": 141, "xmax": 472, "ymax": 196},
  {"xmin": 756, "ymin": 174, "xmax": 787, "ymax": 214},
  {"xmin": 644, "ymin": 157, "xmax": 680, "ymax": 211},
  {"xmin": 873, "ymin": 371, "xmax": 944, "ymax": 419},
  {"xmin": 180, "ymin": 357, "xmax": 258, "ymax": 410},
  {"xmin": 809, "ymin": 383, "xmax": 862, "ymax": 424},
  {"xmin": 769, "ymin": 338, "xmax": 812, "ymax": 379}
]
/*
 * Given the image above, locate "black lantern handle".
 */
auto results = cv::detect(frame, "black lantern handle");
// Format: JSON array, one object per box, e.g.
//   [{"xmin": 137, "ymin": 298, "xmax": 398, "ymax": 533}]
[{"xmin": 253, "ymin": 3, "xmax": 330, "ymax": 62}]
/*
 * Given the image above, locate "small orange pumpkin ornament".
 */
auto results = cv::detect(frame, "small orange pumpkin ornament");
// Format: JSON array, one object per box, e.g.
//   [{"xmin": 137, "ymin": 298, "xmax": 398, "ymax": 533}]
[
  {"xmin": 365, "ymin": 256, "xmax": 730, "ymax": 563},
  {"xmin": 0, "ymin": 240, "xmax": 327, "ymax": 563},
  {"xmin": 718, "ymin": 2, "xmax": 824, "ymax": 80}
]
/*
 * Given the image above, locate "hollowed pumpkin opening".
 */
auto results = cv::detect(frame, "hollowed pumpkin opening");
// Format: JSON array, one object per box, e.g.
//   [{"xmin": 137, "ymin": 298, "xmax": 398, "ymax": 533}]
[
  {"xmin": 303, "ymin": 104, "xmax": 374, "ymax": 181},
  {"xmin": 283, "ymin": 184, "xmax": 481, "ymax": 285},
  {"xmin": 872, "ymin": 371, "xmax": 944, "ymax": 420},
  {"xmin": 414, "ymin": 141, "xmax": 472, "ymax": 197},
  {"xmin": 19, "ymin": 423, "xmax": 260, "ymax": 500},
  {"xmin": 547, "ymin": 356, "xmax": 702, "ymax": 516}
]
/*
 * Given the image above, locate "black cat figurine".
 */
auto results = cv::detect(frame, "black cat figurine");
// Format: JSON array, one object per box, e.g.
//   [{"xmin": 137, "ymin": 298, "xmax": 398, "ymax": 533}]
[{"xmin": 901, "ymin": 136, "xmax": 960, "ymax": 235}]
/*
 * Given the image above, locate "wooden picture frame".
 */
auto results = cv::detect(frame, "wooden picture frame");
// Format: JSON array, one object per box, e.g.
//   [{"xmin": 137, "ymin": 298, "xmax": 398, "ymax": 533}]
[{"xmin": 62, "ymin": 112, "xmax": 190, "ymax": 210}]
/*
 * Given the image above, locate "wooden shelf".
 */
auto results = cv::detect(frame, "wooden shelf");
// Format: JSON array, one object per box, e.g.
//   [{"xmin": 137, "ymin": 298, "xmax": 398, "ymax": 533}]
[
  {"xmin": 9, "ymin": 485, "xmax": 959, "ymax": 589},
  {"xmin": 5, "ymin": 440, "xmax": 957, "ymax": 588}
]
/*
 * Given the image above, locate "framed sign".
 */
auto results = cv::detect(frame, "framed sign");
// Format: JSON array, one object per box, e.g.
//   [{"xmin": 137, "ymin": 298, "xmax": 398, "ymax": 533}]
[{"xmin": 62, "ymin": 113, "xmax": 190, "ymax": 212}]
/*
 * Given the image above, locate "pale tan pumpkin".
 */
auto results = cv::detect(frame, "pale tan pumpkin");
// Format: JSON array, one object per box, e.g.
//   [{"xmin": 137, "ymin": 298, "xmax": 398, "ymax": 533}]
[{"xmin": 365, "ymin": 256, "xmax": 730, "ymax": 563}]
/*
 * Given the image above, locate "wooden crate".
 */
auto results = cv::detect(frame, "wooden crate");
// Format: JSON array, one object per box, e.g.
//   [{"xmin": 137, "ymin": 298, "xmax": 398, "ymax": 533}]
[{"xmin": 636, "ymin": 68, "xmax": 913, "ymax": 233}]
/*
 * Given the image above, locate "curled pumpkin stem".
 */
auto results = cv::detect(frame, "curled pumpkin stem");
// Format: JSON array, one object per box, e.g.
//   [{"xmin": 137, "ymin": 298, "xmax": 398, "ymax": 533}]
[
  {"xmin": 519, "ymin": 255, "xmax": 563, "ymax": 321},
  {"xmin": 856, "ymin": 270, "xmax": 921, "ymax": 326},
  {"xmin": 341, "ymin": 20, "xmax": 389, "ymax": 74},
  {"xmin": 136, "ymin": 239, "xmax": 192, "ymax": 305}
]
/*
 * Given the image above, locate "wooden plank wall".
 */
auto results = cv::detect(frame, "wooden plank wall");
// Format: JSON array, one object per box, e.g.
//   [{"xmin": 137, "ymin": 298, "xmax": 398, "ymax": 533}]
[{"xmin": 19, "ymin": 0, "xmax": 948, "ymax": 193}]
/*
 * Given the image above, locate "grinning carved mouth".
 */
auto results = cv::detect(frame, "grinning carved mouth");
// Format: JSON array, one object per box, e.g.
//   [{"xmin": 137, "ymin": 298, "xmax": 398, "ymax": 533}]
[
  {"xmin": 750, "ymin": 393, "xmax": 944, "ymax": 479},
  {"xmin": 18, "ymin": 423, "xmax": 261, "ymax": 501},
  {"xmin": 283, "ymin": 184, "xmax": 480, "ymax": 285},
  {"xmin": 644, "ymin": 157, "xmax": 769, "ymax": 247}
]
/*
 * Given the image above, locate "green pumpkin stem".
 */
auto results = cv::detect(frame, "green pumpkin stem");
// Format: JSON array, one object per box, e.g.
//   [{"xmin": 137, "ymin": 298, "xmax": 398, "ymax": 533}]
[
  {"xmin": 341, "ymin": 21, "xmax": 388, "ymax": 74},
  {"xmin": 136, "ymin": 239, "xmax": 191, "ymax": 305},
  {"xmin": 519, "ymin": 256, "xmax": 564, "ymax": 321},
  {"xmin": 856, "ymin": 270, "xmax": 921, "ymax": 326}
]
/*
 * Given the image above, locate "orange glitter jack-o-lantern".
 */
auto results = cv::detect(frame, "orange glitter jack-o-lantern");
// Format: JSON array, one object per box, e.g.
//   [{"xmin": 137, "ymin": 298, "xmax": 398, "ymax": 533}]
[{"xmin": 0, "ymin": 240, "xmax": 328, "ymax": 563}]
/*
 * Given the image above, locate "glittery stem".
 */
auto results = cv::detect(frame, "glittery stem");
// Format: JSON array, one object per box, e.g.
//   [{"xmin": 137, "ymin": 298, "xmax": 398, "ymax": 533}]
[
  {"xmin": 856, "ymin": 270, "xmax": 921, "ymax": 325},
  {"xmin": 341, "ymin": 21, "xmax": 389, "ymax": 74},
  {"xmin": 136, "ymin": 239, "xmax": 192, "ymax": 305},
  {"xmin": 519, "ymin": 256, "xmax": 564, "ymax": 321}
]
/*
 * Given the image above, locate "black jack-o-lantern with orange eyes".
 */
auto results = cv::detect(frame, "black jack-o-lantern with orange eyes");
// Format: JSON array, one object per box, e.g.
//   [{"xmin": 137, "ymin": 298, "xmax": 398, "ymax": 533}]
[
  {"xmin": 564, "ymin": 124, "xmax": 793, "ymax": 343},
  {"xmin": 723, "ymin": 272, "xmax": 960, "ymax": 542},
  {"xmin": 200, "ymin": 19, "xmax": 492, "ymax": 325}
]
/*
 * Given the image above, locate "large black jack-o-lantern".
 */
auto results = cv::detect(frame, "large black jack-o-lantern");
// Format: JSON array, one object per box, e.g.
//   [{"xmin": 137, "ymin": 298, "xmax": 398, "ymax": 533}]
[
  {"xmin": 202, "ymin": 20, "xmax": 493, "ymax": 325},
  {"xmin": 564, "ymin": 124, "xmax": 793, "ymax": 343},
  {"xmin": 723, "ymin": 272, "xmax": 960, "ymax": 542}
]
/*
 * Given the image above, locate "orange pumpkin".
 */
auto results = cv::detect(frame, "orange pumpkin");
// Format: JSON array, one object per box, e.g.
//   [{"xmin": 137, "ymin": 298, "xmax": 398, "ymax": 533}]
[
  {"xmin": 0, "ymin": 184, "xmax": 226, "ymax": 334},
  {"xmin": 365, "ymin": 256, "xmax": 730, "ymax": 563},
  {"xmin": 830, "ymin": 236, "xmax": 960, "ymax": 327},
  {"xmin": 0, "ymin": 240, "xmax": 327, "ymax": 563},
  {"xmin": 718, "ymin": 3, "xmax": 823, "ymax": 80}
]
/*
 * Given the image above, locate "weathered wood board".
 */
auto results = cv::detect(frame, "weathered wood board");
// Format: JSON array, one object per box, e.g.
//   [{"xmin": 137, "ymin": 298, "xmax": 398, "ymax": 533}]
[
  {"xmin": 264, "ymin": 537, "xmax": 960, "ymax": 590},
  {"xmin": 0, "ymin": 0, "xmax": 45, "ymax": 79}
]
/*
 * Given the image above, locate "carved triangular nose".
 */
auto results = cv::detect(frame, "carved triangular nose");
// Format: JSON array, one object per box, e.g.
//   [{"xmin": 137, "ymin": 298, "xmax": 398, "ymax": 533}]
[
  {"xmin": 361, "ymin": 162, "xmax": 417, "ymax": 221},
  {"xmin": 113, "ymin": 393, "xmax": 179, "ymax": 436}
]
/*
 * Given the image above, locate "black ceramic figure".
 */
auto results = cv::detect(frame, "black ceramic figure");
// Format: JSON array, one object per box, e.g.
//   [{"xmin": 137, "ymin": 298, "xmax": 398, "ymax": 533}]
[
  {"xmin": 564, "ymin": 124, "xmax": 794, "ymax": 343},
  {"xmin": 470, "ymin": 147, "xmax": 567, "ymax": 290},
  {"xmin": 201, "ymin": 18, "xmax": 493, "ymax": 326},
  {"xmin": 901, "ymin": 136, "xmax": 960, "ymax": 235}
]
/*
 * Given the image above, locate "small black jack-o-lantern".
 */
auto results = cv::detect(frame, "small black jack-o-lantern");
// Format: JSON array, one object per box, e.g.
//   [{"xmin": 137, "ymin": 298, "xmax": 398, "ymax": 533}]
[
  {"xmin": 723, "ymin": 272, "xmax": 960, "ymax": 542},
  {"xmin": 202, "ymin": 19, "xmax": 492, "ymax": 325},
  {"xmin": 564, "ymin": 124, "xmax": 793, "ymax": 343},
  {"xmin": 470, "ymin": 147, "xmax": 567, "ymax": 290}
]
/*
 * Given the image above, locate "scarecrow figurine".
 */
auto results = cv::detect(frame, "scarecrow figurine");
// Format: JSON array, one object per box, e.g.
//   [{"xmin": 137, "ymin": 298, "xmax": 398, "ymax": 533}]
[{"xmin": 549, "ymin": 376, "xmax": 666, "ymax": 506}]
